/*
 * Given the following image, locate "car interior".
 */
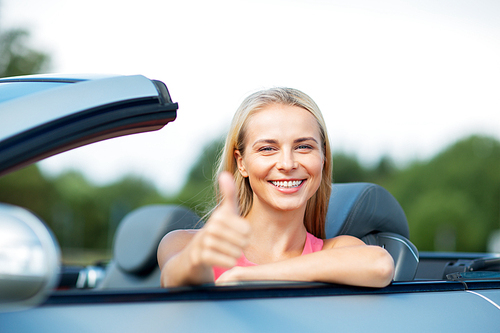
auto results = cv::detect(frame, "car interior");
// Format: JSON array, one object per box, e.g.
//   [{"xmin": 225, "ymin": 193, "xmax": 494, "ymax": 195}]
[{"xmin": 71, "ymin": 182, "xmax": 420, "ymax": 290}]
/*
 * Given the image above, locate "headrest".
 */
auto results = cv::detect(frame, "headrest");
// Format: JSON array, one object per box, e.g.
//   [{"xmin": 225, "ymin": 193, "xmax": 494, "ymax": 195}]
[
  {"xmin": 113, "ymin": 205, "xmax": 200, "ymax": 275},
  {"xmin": 325, "ymin": 183, "xmax": 409, "ymax": 239}
]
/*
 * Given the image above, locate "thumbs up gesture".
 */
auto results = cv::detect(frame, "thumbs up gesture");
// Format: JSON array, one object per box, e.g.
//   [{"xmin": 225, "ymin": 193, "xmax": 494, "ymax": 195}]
[{"xmin": 188, "ymin": 172, "xmax": 251, "ymax": 270}]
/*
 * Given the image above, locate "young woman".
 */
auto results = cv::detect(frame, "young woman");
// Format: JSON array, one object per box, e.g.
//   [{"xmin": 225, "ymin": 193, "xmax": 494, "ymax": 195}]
[{"xmin": 157, "ymin": 88, "xmax": 394, "ymax": 288}]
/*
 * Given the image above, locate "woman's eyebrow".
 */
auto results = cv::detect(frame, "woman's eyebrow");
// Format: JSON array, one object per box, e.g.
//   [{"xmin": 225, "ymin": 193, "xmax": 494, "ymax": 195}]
[
  {"xmin": 294, "ymin": 137, "xmax": 318, "ymax": 144},
  {"xmin": 252, "ymin": 139, "xmax": 278, "ymax": 147},
  {"xmin": 252, "ymin": 137, "xmax": 318, "ymax": 147}
]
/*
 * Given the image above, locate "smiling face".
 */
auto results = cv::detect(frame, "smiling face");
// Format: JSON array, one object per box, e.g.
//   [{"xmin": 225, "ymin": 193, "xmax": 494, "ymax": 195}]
[{"xmin": 235, "ymin": 103, "xmax": 324, "ymax": 214}]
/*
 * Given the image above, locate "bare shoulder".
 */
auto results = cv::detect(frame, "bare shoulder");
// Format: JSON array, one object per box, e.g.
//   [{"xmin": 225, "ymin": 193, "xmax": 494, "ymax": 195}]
[
  {"xmin": 157, "ymin": 229, "xmax": 198, "ymax": 267},
  {"xmin": 322, "ymin": 235, "xmax": 366, "ymax": 250}
]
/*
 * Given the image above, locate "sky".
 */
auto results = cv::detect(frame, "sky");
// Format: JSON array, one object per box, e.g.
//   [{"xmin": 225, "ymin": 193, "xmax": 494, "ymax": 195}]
[{"xmin": 2, "ymin": 0, "xmax": 500, "ymax": 194}]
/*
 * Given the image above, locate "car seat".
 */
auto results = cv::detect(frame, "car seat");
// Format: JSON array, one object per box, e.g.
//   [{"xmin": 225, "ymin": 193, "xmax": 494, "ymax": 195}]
[
  {"xmin": 98, "ymin": 205, "xmax": 200, "ymax": 289},
  {"xmin": 99, "ymin": 183, "xmax": 417, "ymax": 289},
  {"xmin": 326, "ymin": 183, "xmax": 419, "ymax": 281}
]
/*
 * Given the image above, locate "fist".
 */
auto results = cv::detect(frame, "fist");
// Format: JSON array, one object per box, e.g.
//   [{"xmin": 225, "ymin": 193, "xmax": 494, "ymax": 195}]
[{"xmin": 189, "ymin": 172, "xmax": 250, "ymax": 269}]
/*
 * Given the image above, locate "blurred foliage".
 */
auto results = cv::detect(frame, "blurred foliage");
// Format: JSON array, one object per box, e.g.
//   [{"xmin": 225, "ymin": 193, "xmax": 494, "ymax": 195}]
[
  {"xmin": 0, "ymin": 167, "xmax": 172, "ymax": 254},
  {"xmin": 382, "ymin": 136, "xmax": 500, "ymax": 252},
  {"xmin": 176, "ymin": 134, "xmax": 500, "ymax": 253},
  {"xmin": 332, "ymin": 153, "xmax": 396, "ymax": 183},
  {"xmin": 0, "ymin": 0, "xmax": 50, "ymax": 77},
  {"xmin": 173, "ymin": 138, "xmax": 224, "ymax": 218},
  {"xmin": 0, "ymin": 28, "xmax": 50, "ymax": 77},
  {"xmin": 0, "ymin": 9, "xmax": 498, "ymax": 255},
  {"xmin": 0, "ymin": 135, "xmax": 498, "ymax": 258}
]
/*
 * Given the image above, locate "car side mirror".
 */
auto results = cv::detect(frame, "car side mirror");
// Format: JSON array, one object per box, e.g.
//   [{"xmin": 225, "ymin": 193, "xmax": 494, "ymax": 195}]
[{"xmin": 0, "ymin": 203, "xmax": 60, "ymax": 312}]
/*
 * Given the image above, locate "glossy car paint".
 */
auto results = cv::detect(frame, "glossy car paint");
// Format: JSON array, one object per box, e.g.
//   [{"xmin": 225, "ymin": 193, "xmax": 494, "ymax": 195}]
[
  {"xmin": 2, "ymin": 283, "xmax": 500, "ymax": 332},
  {"xmin": 0, "ymin": 75, "xmax": 159, "ymax": 141},
  {"xmin": 0, "ymin": 74, "xmax": 177, "ymax": 177}
]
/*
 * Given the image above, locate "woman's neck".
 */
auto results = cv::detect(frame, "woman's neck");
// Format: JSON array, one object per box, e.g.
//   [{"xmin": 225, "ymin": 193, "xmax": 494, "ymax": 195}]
[{"xmin": 243, "ymin": 202, "xmax": 308, "ymax": 264}]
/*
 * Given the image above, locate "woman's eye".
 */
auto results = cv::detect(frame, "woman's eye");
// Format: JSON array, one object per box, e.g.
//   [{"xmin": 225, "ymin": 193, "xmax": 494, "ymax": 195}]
[
  {"xmin": 297, "ymin": 144, "xmax": 313, "ymax": 150},
  {"xmin": 258, "ymin": 146, "xmax": 276, "ymax": 152}
]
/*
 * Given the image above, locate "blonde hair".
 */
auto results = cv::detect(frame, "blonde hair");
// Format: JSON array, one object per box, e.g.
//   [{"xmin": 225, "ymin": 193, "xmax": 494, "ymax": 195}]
[{"xmin": 215, "ymin": 88, "xmax": 332, "ymax": 238}]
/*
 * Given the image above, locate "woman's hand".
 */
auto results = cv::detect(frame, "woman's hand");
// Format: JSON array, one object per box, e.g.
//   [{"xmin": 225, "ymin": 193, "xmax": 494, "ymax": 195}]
[
  {"xmin": 159, "ymin": 172, "xmax": 250, "ymax": 287},
  {"xmin": 215, "ymin": 236, "xmax": 394, "ymax": 288},
  {"xmin": 215, "ymin": 266, "xmax": 245, "ymax": 284},
  {"xmin": 189, "ymin": 172, "xmax": 250, "ymax": 269}
]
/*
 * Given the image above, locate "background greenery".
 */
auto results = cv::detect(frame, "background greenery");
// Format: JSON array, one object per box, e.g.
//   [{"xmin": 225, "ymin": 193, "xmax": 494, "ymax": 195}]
[
  {"xmin": 1, "ymin": 135, "xmax": 498, "ymax": 259},
  {"xmin": 1, "ymin": 14, "xmax": 499, "ymax": 263}
]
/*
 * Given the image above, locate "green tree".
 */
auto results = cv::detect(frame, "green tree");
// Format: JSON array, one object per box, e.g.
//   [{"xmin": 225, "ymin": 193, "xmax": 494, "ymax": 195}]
[
  {"xmin": 331, "ymin": 153, "xmax": 397, "ymax": 184},
  {"xmin": 177, "ymin": 135, "xmax": 500, "ymax": 254},
  {"xmin": 387, "ymin": 136, "xmax": 500, "ymax": 252},
  {"xmin": 48, "ymin": 171, "xmax": 170, "ymax": 250},
  {"xmin": 0, "ymin": 28, "xmax": 50, "ymax": 77},
  {"xmin": 0, "ymin": 165, "xmax": 56, "ymax": 222},
  {"xmin": 175, "ymin": 138, "xmax": 224, "ymax": 217},
  {"xmin": 0, "ymin": 0, "xmax": 50, "ymax": 77},
  {"xmin": 332, "ymin": 152, "xmax": 369, "ymax": 183},
  {"xmin": 371, "ymin": 155, "xmax": 397, "ymax": 183}
]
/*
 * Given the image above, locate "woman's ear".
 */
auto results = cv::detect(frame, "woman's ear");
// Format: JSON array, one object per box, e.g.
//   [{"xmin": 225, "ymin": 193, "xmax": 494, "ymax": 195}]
[{"xmin": 234, "ymin": 150, "xmax": 248, "ymax": 177}]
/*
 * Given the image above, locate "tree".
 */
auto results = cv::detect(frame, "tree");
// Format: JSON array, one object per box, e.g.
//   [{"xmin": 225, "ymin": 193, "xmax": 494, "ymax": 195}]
[
  {"xmin": 0, "ymin": 7, "xmax": 50, "ymax": 77},
  {"xmin": 331, "ymin": 152, "xmax": 369, "ymax": 183},
  {"xmin": 0, "ymin": 8, "xmax": 57, "ymax": 239},
  {"xmin": 386, "ymin": 136, "xmax": 500, "ymax": 252},
  {"xmin": 178, "ymin": 134, "xmax": 500, "ymax": 253},
  {"xmin": 49, "ymin": 171, "xmax": 170, "ymax": 250},
  {"xmin": 175, "ymin": 138, "xmax": 224, "ymax": 217},
  {"xmin": 0, "ymin": 165, "xmax": 56, "ymax": 222}
]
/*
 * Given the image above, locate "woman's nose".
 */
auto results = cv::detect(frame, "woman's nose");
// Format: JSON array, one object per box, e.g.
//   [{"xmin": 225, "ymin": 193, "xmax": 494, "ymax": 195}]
[{"xmin": 276, "ymin": 151, "xmax": 297, "ymax": 171}]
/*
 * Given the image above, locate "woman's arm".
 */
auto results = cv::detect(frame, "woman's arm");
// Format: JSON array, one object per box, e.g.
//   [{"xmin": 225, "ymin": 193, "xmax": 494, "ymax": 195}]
[
  {"xmin": 157, "ymin": 172, "xmax": 250, "ymax": 287},
  {"xmin": 216, "ymin": 235, "xmax": 394, "ymax": 288},
  {"xmin": 157, "ymin": 229, "xmax": 212, "ymax": 287}
]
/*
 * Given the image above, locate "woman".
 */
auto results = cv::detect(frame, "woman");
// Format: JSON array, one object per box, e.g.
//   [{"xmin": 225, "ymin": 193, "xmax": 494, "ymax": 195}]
[{"xmin": 157, "ymin": 88, "xmax": 394, "ymax": 288}]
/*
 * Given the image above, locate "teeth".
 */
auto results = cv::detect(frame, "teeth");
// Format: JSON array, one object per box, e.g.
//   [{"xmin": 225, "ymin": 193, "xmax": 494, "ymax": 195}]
[{"xmin": 271, "ymin": 180, "xmax": 303, "ymax": 188}]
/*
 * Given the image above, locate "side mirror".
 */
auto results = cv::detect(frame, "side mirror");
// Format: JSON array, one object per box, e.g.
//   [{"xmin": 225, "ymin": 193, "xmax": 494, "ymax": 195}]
[{"xmin": 0, "ymin": 203, "xmax": 60, "ymax": 312}]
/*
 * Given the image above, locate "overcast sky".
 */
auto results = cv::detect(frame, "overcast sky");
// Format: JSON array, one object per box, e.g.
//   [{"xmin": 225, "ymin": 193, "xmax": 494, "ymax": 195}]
[{"xmin": 2, "ymin": 0, "xmax": 500, "ymax": 194}]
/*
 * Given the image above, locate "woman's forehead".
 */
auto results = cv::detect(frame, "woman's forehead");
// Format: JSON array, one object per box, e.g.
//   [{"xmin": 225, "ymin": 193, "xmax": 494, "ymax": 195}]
[{"xmin": 245, "ymin": 104, "xmax": 320, "ymax": 140}]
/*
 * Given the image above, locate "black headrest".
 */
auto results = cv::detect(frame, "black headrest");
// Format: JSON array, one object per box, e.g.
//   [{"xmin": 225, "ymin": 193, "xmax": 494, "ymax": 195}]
[
  {"xmin": 113, "ymin": 205, "xmax": 200, "ymax": 275},
  {"xmin": 325, "ymin": 183, "xmax": 409, "ymax": 239}
]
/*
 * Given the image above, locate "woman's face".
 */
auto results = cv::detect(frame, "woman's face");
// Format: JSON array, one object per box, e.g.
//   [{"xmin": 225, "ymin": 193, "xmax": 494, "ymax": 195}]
[{"xmin": 235, "ymin": 103, "xmax": 324, "ymax": 214}]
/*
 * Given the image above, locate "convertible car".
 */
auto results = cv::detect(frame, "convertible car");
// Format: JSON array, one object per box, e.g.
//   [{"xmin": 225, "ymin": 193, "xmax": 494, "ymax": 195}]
[{"xmin": 0, "ymin": 74, "xmax": 499, "ymax": 332}]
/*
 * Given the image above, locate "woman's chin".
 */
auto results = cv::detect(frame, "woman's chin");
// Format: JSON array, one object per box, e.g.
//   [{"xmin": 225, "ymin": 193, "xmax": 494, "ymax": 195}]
[{"xmin": 271, "ymin": 200, "xmax": 307, "ymax": 212}]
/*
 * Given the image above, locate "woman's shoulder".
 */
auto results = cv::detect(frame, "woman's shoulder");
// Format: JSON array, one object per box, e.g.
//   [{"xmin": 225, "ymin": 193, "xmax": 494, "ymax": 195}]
[
  {"xmin": 160, "ymin": 229, "xmax": 198, "ymax": 246},
  {"xmin": 322, "ymin": 235, "xmax": 365, "ymax": 250},
  {"xmin": 305, "ymin": 232, "xmax": 324, "ymax": 253},
  {"xmin": 157, "ymin": 229, "xmax": 199, "ymax": 267}
]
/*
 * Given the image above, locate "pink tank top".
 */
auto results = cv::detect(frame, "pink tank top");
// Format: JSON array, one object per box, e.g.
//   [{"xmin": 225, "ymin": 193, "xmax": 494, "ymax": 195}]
[{"xmin": 213, "ymin": 232, "xmax": 324, "ymax": 281}]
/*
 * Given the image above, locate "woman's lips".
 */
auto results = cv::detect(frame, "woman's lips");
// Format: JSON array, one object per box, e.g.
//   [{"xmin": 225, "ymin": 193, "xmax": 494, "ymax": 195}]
[
  {"xmin": 269, "ymin": 180, "xmax": 304, "ymax": 189},
  {"xmin": 269, "ymin": 179, "xmax": 305, "ymax": 194}
]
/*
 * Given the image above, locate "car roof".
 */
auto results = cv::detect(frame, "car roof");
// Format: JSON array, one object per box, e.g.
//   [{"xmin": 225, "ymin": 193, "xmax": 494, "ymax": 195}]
[
  {"xmin": 0, "ymin": 74, "xmax": 161, "ymax": 142},
  {"xmin": 0, "ymin": 74, "xmax": 177, "ymax": 177}
]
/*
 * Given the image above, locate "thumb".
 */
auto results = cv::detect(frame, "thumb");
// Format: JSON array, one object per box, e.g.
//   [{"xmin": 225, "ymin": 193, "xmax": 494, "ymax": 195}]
[{"xmin": 218, "ymin": 171, "xmax": 239, "ymax": 214}]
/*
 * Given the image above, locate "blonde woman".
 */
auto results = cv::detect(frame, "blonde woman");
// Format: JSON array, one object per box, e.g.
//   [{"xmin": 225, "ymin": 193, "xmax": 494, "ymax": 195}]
[{"xmin": 158, "ymin": 88, "xmax": 394, "ymax": 287}]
